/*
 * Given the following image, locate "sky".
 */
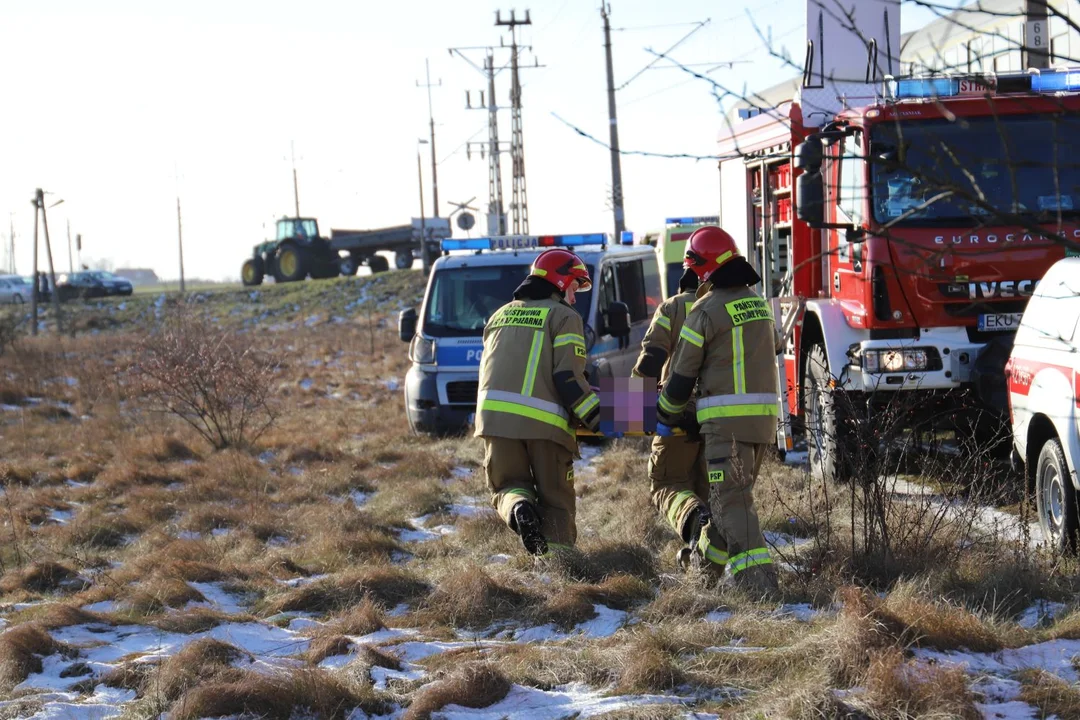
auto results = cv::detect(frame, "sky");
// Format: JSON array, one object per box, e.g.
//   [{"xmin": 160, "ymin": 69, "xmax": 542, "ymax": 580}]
[{"xmin": 0, "ymin": 0, "xmax": 959, "ymax": 281}]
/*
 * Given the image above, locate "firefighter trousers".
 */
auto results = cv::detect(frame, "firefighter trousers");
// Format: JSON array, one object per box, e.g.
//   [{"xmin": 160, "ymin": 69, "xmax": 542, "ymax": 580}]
[
  {"xmin": 702, "ymin": 435, "xmax": 774, "ymax": 581},
  {"xmin": 648, "ymin": 434, "xmax": 729, "ymax": 568},
  {"xmin": 483, "ymin": 436, "xmax": 576, "ymax": 548}
]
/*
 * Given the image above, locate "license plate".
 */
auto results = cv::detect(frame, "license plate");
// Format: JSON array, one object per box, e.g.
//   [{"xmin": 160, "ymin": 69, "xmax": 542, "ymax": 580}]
[{"xmin": 978, "ymin": 312, "xmax": 1023, "ymax": 331}]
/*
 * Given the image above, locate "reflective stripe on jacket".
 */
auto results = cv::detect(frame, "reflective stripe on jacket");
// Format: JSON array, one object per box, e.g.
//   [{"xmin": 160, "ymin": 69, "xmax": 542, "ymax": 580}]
[
  {"xmin": 475, "ymin": 294, "xmax": 598, "ymax": 453},
  {"xmin": 658, "ymin": 282, "xmax": 782, "ymax": 444}
]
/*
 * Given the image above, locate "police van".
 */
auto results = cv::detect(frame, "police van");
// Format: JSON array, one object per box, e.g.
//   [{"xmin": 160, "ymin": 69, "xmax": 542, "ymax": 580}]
[{"xmin": 398, "ymin": 233, "xmax": 662, "ymax": 434}]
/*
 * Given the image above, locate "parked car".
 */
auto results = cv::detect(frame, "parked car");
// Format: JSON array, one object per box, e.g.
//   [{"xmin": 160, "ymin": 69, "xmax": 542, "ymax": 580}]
[
  {"xmin": 0, "ymin": 275, "xmax": 32, "ymax": 304},
  {"xmin": 85, "ymin": 271, "xmax": 134, "ymax": 296},
  {"xmin": 56, "ymin": 272, "xmax": 108, "ymax": 301},
  {"xmin": 1006, "ymin": 257, "xmax": 1080, "ymax": 552}
]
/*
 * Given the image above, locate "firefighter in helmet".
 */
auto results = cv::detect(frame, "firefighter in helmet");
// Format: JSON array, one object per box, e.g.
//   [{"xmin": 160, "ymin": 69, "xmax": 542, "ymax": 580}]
[
  {"xmin": 632, "ymin": 266, "xmax": 727, "ymax": 579},
  {"xmin": 475, "ymin": 248, "xmax": 602, "ymax": 556},
  {"xmin": 656, "ymin": 226, "xmax": 783, "ymax": 597}
]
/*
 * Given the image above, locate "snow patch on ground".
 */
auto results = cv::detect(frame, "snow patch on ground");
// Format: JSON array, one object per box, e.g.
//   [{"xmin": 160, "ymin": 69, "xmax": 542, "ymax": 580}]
[
  {"xmin": 1017, "ymin": 600, "xmax": 1067, "ymax": 629},
  {"xmin": 436, "ymin": 682, "xmax": 689, "ymax": 719},
  {"xmin": 914, "ymin": 638, "xmax": 1080, "ymax": 684},
  {"xmin": 186, "ymin": 581, "xmax": 248, "ymax": 614}
]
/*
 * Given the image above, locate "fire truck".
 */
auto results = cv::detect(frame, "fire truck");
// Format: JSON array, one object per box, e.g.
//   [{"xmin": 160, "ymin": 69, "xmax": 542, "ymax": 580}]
[{"xmin": 718, "ymin": 2, "xmax": 1079, "ymax": 483}]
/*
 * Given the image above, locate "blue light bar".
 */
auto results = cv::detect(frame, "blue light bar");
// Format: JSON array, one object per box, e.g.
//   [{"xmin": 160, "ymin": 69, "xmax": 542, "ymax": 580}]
[
  {"xmin": 440, "ymin": 233, "xmax": 607, "ymax": 253},
  {"xmin": 619, "ymin": 230, "xmax": 634, "ymax": 245},
  {"xmin": 440, "ymin": 238, "xmax": 492, "ymax": 251},
  {"xmin": 1031, "ymin": 69, "xmax": 1080, "ymax": 93},
  {"xmin": 892, "ymin": 77, "xmax": 959, "ymax": 99},
  {"xmin": 665, "ymin": 216, "xmax": 719, "ymax": 225}
]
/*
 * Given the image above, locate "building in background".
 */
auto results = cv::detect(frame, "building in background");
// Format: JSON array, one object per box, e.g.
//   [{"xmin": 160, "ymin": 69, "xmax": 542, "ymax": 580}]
[{"xmin": 902, "ymin": 0, "xmax": 1080, "ymax": 75}]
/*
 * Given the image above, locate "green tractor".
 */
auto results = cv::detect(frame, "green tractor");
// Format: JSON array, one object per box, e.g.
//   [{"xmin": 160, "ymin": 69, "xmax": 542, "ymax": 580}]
[{"xmin": 242, "ymin": 215, "xmax": 444, "ymax": 286}]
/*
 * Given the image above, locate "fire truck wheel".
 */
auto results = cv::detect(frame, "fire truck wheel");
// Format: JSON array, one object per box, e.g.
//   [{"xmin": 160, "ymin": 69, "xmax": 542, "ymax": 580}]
[
  {"xmin": 804, "ymin": 343, "xmax": 854, "ymax": 485},
  {"xmin": 1035, "ymin": 437, "xmax": 1078, "ymax": 554}
]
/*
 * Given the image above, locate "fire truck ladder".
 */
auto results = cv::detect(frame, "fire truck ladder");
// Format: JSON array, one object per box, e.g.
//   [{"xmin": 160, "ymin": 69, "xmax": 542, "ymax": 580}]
[{"xmin": 770, "ymin": 295, "xmax": 804, "ymax": 453}]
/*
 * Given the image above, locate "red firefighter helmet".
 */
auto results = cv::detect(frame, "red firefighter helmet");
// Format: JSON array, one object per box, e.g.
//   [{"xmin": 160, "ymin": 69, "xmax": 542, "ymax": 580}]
[
  {"xmin": 530, "ymin": 248, "xmax": 592, "ymax": 291},
  {"xmin": 684, "ymin": 226, "xmax": 740, "ymax": 281}
]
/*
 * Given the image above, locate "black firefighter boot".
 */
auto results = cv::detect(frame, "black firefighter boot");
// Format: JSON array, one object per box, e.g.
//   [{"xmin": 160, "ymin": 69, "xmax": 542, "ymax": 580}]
[
  {"xmin": 510, "ymin": 501, "xmax": 548, "ymax": 556},
  {"xmin": 676, "ymin": 505, "xmax": 710, "ymax": 571}
]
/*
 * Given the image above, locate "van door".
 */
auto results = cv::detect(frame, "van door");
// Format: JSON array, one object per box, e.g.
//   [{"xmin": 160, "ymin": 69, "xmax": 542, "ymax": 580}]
[
  {"xmin": 591, "ymin": 262, "xmax": 622, "ymax": 379},
  {"xmin": 611, "ymin": 257, "xmax": 657, "ymax": 375}
]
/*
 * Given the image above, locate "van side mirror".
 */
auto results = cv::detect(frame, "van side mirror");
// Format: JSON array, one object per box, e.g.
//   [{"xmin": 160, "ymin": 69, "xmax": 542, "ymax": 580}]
[
  {"xmin": 606, "ymin": 301, "xmax": 631, "ymax": 343},
  {"xmin": 399, "ymin": 307, "xmax": 417, "ymax": 342}
]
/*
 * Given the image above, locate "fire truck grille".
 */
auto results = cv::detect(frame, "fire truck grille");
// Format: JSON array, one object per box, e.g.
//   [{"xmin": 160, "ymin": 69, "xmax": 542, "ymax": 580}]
[
  {"xmin": 942, "ymin": 301, "xmax": 1027, "ymax": 318},
  {"xmin": 446, "ymin": 381, "xmax": 479, "ymax": 404}
]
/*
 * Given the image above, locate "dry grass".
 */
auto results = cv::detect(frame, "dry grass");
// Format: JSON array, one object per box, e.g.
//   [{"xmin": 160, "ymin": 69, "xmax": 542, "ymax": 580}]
[
  {"xmin": 170, "ymin": 668, "xmax": 384, "ymax": 720},
  {"xmin": 1018, "ymin": 669, "xmax": 1080, "ymax": 718},
  {"xmin": 1, "ymin": 290, "xmax": 1074, "ymax": 718},
  {"xmin": 0, "ymin": 624, "xmax": 69, "ymax": 690},
  {"xmin": 403, "ymin": 662, "xmax": 510, "ymax": 720},
  {"xmin": 262, "ymin": 567, "xmax": 430, "ymax": 615},
  {"xmin": 857, "ymin": 647, "xmax": 980, "ymax": 719},
  {"xmin": 0, "ymin": 561, "xmax": 81, "ymax": 595}
]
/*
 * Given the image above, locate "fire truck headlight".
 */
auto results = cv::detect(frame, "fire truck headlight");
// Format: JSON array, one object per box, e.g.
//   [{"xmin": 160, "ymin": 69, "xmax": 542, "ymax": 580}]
[
  {"xmin": 861, "ymin": 348, "xmax": 933, "ymax": 374},
  {"xmin": 882, "ymin": 351, "xmax": 905, "ymax": 372}
]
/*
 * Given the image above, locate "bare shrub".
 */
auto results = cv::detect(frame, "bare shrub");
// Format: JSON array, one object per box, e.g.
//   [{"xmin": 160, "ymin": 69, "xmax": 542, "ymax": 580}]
[{"xmin": 133, "ymin": 308, "xmax": 280, "ymax": 450}]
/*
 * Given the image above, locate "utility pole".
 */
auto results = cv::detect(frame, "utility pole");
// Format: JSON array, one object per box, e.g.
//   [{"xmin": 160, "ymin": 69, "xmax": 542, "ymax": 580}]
[
  {"xmin": 496, "ymin": 9, "xmax": 534, "ymax": 235},
  {"xmin": 291, "ymin": 141, "xmax": 301, "ymax": 217},
  {"xmin": 601, "ymin": 3, "xmax": 625, "ymax": 239},
  {"xmin": 40, "ymin": 197, "xmax": 63, "ymax": 335},
  {"xmin": 75, "ymin": 234, "xmax": 82, "ymax": 271},
  {"xmin": 7, "ymin": 213, "xmax": 15, "ymax": 274},
  {"xmin": 177, "ymin": 196, "xmax": 186, "ymax": 293},
  {"xmin": 31, "ymin": 193, "xmax": 39, "ymax": 336},
  {"xmin": 417, "ymin": 59, "xmax": 442, "ymax": 217},
  {"xmin": 1024, "ymin": 0, "xmax": 1050, "ymax": 69},
  {"xmin": 457, "ymin": 47, "xmax": 507, "ymax": 236},
  {"xmin": 66, "ymin": 218, "xmax": 74, "ymax": 274},
  {"xmin": 417, "ymin": 146, "xmax": 429, "ymax": 273}
]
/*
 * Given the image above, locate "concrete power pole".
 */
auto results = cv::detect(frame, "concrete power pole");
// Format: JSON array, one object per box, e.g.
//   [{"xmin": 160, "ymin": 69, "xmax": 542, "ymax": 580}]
[
  {"xmin": 30, "ymin": 192, "xmax": 40, "ymax": 336},
  {"xmin": 496, "ymin": 9, "xmax": 533, "ymax": 236},
  {"xmin": 8, "ymin": 213, "xmax": 15, "ymax": 274},
  {"xmin": 1024, "ymin": 0, "xmax": 1050, "ymax": 69},
  {"xmin": 291, "ymin": 141, "xmax": 301, "ymax": 217},
  {"xmin": 417, "ymin": 59, "xmax": 442, "ymax": 217},
  {"xmin": 177, "ymin": 196, "xmax": 186, "ymax": 293},
  {"xmin": 455, "ymin": 45, "xmax": 507, "ymax": 236},
  {"xmin": 66, "ymin": 219, "xmax": 74, "ymax": 273},
  {"xmin": 601, "ymin": 3, "xmax": 626, "ymax": 239}
]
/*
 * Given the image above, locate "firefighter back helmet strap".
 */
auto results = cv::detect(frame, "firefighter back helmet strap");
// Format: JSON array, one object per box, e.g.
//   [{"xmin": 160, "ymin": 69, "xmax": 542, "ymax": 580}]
[
  {"xmin": 531, "ymin": 249, "xmax": 592, "ymax": 291},
  {"xmin": 685, "ymin": 226, "xmax": 740, "ymax": 282}
]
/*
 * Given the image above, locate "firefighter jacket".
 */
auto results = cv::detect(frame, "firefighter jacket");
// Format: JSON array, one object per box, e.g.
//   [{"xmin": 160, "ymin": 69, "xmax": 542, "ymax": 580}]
[
  {"xmin": 632, "ymin": 290, "xmax": 698, "ymax": 383},
  {"xmin": 657, "ymin": 282, "xmax": 782, "ymax": 445},
  {"xmin": 475, "ymin": 294, "xmax": 601, "ymax": 453}
]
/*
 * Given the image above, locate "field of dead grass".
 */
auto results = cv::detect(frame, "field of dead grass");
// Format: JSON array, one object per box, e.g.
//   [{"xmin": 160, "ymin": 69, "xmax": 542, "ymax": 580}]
[{"xmin": 0, "ymin": 272, "xmax": 1079, "ymax": 719}]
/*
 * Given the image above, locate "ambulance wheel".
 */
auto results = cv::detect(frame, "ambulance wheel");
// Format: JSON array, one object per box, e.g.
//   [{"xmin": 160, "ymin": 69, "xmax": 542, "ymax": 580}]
[
  {"xmin": 804, "ymin": 343, "xmax": 854, "ymax": 485},
  {"xmin": 1036, "ymin": 437, "xmax": 1078, "ymax": 554}
]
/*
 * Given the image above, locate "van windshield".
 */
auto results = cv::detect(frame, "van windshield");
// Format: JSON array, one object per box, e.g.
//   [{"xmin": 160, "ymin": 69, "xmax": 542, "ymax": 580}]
[{"xmin": 423, "ymin": 265, "xmax": 594, "ymax": 337}]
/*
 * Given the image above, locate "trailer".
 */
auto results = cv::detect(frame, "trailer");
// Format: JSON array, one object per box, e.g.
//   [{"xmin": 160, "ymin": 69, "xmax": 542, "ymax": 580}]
[
  {"xmin": 716, "ymin": 0, "xmax": 1078, "ymax": 483},
  {"xmin": 241, "ymin": 216, "xmax": 452, "ymax": 285}
]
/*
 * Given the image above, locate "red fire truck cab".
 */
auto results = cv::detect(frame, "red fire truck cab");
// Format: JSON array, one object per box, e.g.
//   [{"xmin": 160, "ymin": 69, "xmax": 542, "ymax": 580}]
[{"xmin": 718, "ymin": 69, "xmax": 1080, "ymax": 483}]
